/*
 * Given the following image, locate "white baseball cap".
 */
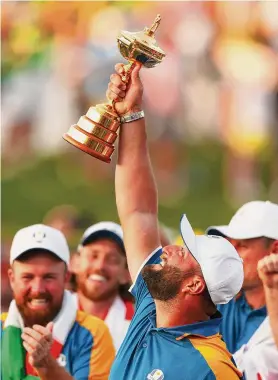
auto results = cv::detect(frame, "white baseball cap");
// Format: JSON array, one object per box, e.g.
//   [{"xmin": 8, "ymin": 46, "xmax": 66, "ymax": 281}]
[
  {"xmin": 206, "ymin": 201, "xmax": 278, "ymax": 240},
  {"xmin": 79, "ymin": 221, "xmax": 125, "ymax": 252},
  {"xmin": 180, "ymin": 214, "xmax": 243, "ymax": 305},
  {"xmin": 10, "ymin": 224, "xmax": 70, "ymax": 266}
]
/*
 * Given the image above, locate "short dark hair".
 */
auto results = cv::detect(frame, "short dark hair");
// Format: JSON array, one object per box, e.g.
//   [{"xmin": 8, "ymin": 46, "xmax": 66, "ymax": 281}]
[
  {"xmin": 263, "ymin": 237, "xmax": 276, "ymax": 248},
  {"xmin": 81, "ymin": 232, "xmax": 125, "ymax": 256},
  {"xmin": 14, "ymin": 249, "xmax": 63, "ymax": 263},
  {"xmin": 14, "ymin": 249, "xmax": 67, "ymax": 272}
]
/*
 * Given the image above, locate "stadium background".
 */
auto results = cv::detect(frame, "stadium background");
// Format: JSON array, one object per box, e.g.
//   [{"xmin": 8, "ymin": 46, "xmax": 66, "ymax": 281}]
[{"xmin": 2, "ymin": 1, "xmax": 278, "ymax": 309}]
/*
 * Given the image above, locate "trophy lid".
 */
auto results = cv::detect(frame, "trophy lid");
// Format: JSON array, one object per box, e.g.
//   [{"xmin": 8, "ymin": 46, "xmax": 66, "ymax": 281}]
[
  {"xmin": 120, "ymin": 30, "xmax": 165, "ymax": 55},
  {"xmin": 117, "ymin": 14, "xmax": 166, "ymax": 67}
]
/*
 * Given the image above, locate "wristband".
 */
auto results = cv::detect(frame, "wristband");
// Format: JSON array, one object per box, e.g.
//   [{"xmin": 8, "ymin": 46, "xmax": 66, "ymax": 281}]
[{"xmin": 120, "ymin": 110, "xmax": 145, "ymax": 124}]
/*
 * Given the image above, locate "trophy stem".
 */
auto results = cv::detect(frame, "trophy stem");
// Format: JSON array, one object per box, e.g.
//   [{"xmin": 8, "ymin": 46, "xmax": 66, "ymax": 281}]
[{"xmin": 121, "ymin": 61, "xmax": 137, "ymax": 83}]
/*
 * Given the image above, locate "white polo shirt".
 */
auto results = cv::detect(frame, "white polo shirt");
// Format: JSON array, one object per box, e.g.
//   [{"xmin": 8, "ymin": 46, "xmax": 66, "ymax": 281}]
[
  {"xmin": 234, "ymin": 317, "xmax": 278, "ymax": 379},
  {"xmin": 73, "ymin": 293, "xmax": 134, "ymax": 352}
]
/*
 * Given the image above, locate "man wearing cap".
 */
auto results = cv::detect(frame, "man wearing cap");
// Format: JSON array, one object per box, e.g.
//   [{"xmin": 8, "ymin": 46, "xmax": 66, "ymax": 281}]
[
  {"xmin": 105, "ymin": 63, "xmax": 244, "ymax": 379},
  {"xmin": 1, "ymin": 224, "xmax": 115, "ymax": 380},
  {"xmin": 71, "ymin": 221, "xmax": 134, "ymax": 352},
  {"xmin": 229, "ymin": 253, "xmax": 278, "ymax": 380},
  {"xmin": 206, "ymin": 201, "xmax": 278, "ymax": 379}
]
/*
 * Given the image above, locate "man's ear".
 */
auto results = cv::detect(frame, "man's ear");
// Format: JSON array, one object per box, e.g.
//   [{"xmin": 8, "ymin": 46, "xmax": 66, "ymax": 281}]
[
  {"xmin": 65, "ymin": 269, "xmax": 72, "ymax": 283},
  {"xmin": 69, "ymin": 252, "xmax": 80, "ymax": 274},
  {"xmin": 8, "ymin": 267, "xmax": 15, "ymax": 291},
  {"xmin": 271, "ymin": 240, "xmax": 278, "ymax": 254},
  {"xmin": 181, "ymin": 276, "xmax": 206, "ymax": 296}
]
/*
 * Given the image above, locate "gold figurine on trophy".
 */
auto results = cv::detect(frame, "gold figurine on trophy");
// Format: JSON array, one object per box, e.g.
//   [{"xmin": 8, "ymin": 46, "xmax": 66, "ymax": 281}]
[{"xmin": 63, "ymin": 15, "xmax": 166, "ymax": 163}]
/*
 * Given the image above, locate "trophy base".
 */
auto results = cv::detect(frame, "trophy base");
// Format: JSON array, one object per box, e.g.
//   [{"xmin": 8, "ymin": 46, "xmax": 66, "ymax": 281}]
[
  {"xmin": 63, "ymin": 103, "xmax": 120, "ymax": 163},
  {"xmin": 63, "ymin": 130, "xmax": 113, "ymax": 163}
]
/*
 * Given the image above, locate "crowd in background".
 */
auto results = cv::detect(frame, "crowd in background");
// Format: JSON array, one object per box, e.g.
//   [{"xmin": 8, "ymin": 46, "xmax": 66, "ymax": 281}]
[
  {"xmin": 2, "ymin": 2, "xmax": 278, "ymax": 188},
  {"xmin": 1, "ymin": 3, "xmax": 278, "ymax": 380},
  {"xmin": 1, "ymin": 1, "xmax": 278, "ymax": 311}
]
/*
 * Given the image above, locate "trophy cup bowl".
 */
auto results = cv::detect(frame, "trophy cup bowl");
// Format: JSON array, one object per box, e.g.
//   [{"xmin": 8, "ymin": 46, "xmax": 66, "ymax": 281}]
[{"xmin": 63, "ymin": 15, "xmax": 166, "ymax": 163}]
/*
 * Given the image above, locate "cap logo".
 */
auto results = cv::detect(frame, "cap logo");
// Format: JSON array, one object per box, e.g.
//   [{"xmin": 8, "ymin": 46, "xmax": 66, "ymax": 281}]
[{"xmin": 33, "ymin": 230, "xmax": 46, "ymax": 243}]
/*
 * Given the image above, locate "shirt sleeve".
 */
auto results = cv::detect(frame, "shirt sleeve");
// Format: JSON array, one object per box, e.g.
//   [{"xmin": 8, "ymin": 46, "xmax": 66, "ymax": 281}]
[
  {"xmin": 201, "ymin": 360, "xmax": 243, "ymax": 380},
  {"xmin": 71, "ymin": 315, "xmax": 115, "ymax": 380},
  {"xmin": 129, "ymin": 247, "xmax": 162, "ymax": 308},
  {"xmin": 87, "ymin": 323, "xmax": 115, "ymax": 380}
]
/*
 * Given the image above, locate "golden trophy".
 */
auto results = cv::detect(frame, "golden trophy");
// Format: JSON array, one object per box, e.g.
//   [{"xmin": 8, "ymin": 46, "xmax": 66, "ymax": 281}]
[{"xmin": 63, "ymin": 15, "xmax": 166, "ymax": 163}]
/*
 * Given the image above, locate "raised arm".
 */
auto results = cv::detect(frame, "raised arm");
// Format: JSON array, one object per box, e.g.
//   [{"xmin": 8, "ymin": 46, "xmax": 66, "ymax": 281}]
[
  {"xmin": 106, "ymin": 63, "xmax": 160, "ymax": 281},
  {"xmin": 258, "ymin": 253, "xmax": 278, "ymax": 347}
]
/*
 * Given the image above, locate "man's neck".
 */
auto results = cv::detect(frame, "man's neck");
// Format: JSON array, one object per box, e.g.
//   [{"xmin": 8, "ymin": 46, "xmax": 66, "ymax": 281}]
[
  {"xmin": 244, "ymin": 285, "xmax": 266, "ymax": 309},
  {"xmin": 77, "ymin": 291, "xmax": 118, "ymax": 320},
  {"xmin": 154, "ymin": 299, "xmax": 209, "ymax": 328}
]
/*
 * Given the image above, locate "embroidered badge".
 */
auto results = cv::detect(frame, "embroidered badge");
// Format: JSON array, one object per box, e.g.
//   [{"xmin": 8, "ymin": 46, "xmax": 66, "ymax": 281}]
[
  {"xmin": 57, "ymin": 353, "xmax": 67, "ymax": 367},
  {"xmin": 147, "ymin": 369, "xmax": 164, "ymax": 380}
]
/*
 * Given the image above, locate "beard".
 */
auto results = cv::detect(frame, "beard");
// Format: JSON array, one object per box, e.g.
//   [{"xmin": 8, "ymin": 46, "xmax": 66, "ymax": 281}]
[
  {"xmin": 76, "ymin": 272, "xmax": 118, "ymax": 302},
  {"xmin": 15, "ymin": 291, "xmax": 63, "ymax": 327},
  {"xmin": 142, "ymin": 264, "xmax": 187, "ymax": 301}
]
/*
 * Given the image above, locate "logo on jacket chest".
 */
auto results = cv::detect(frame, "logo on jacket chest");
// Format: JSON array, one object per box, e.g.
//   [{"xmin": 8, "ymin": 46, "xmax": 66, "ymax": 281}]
[{"xmin": 147, "ymin": 369, "xmax": 164, "ymax": 380}]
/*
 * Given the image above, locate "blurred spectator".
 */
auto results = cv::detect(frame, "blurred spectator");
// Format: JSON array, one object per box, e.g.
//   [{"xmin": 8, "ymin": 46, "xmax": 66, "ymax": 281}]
[
  {"xmin": 232, "ymin": 254, "xmax": 278, "ymax": 379},
  {"xmin": 43, "ymin": 204, "xmax": 80, "ymax": 242},
  {"xmin": 206, "ymin": 200, "xmax": 278, "ymax": 380},
  {"xmin": 1, "ymin": 223, "xmax": 115, "ymax": 379},
  {"xmin": 70, "ymin": 222, "xmax": 134, "ymax": 352}
]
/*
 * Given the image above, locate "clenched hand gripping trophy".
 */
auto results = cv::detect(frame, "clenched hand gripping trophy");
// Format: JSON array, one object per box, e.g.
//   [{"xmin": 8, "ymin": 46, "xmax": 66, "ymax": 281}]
[{"xmin": 63, "ymin": 15, "xmax": 166, "ymax": 163}]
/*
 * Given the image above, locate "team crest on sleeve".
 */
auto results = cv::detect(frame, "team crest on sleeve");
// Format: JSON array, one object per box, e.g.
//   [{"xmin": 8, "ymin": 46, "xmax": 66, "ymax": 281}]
[
  {"xmin": 147, "ymin": 369, "xmax": 164, "ymax": 380},
  {"xmin": 57, "ymin": 353, "xmax": 67, "ymax": 367}
]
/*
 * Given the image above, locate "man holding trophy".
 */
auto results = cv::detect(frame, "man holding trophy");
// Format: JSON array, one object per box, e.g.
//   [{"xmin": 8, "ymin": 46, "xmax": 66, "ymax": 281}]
[
  {"xmin": 104, "ymin": 62, "xmax": 244, "ymax": 380},
  {"xmin": 64, "ymin": 16, "xmax": 244, "ymax": 379}
]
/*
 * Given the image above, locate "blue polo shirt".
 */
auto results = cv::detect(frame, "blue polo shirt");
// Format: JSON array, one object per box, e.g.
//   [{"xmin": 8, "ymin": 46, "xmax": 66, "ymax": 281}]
[
  {"xmin": 218, "ymin": 293, "xmax": 267, "ymax": 354},
  {"xmin": 1, "ymin": 310, "xmax": 115, "ymax": 379},
  {"xmin": 110, "ymin": 247, "xmax": 242, "ymax": 380}
]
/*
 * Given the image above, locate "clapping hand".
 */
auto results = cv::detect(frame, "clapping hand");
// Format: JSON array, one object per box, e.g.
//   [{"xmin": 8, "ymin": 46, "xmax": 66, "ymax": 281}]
[{"xmin": 22, "ymin": 322, "xmax": 53, "ymax": 368}]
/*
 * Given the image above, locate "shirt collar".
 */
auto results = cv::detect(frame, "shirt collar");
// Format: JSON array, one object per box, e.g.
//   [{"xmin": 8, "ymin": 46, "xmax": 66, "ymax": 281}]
[
  {"xmin": 148, "ymin": 310, "xmax": 222, "ymax": 339},
  {"xmin": 236, "ymin": 292, "xmax": 267, "ymax": 314}
]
